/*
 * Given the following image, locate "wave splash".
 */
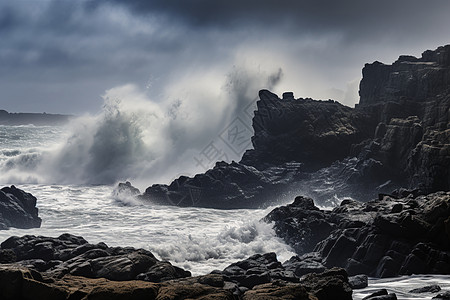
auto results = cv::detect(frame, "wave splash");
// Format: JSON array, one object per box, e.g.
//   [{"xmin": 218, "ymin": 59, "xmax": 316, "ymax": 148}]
[{"xmin": 0, "ymin": 66, "xmax": 282, "ymax": 186}]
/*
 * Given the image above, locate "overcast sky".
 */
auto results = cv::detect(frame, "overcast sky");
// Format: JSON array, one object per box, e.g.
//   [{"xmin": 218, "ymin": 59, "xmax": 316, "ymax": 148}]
[{"xmin": 1, "ymin": 0, "xmax": 450, "ymax": 114}]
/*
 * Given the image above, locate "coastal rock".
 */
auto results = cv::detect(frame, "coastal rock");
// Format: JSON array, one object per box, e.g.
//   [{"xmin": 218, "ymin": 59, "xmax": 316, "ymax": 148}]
[
  {"xmin": 264, "ymin": 191, "xmax": 450, "ymax": 277},
  {"xmin": 141, "ymin": 160, "xmax": 303, "ymax": 208},
  {"xmin": 0, "ymin": 264, "xmax": 232, "ymax": 300},
  {"xmin": 140, "ymin": 45, "xmax": 449, "ymax": 208},
  {"xmin": 0, "ymin": 233, "xmax": 191, "ymax": 282},
  {"xmin": 362, "ymin": 289, "xmax": 397, "ymax": 300},
  {"xmin": 348, "ymin": 274, "xmax": 369, "ymax": 289},
  {"xmin": 0, "ymin": 237, "xmax": 353, "ymax": 300},
  {"xmin": 242, "ymin": 281, "xmax": 313, "ymax": 300},
  {"xmin": 433, "ymin": 291, "xmax": 450, "ymax": 300},
  {"xmin": 214, "ymin": 252, "xmax": 351, "ymax": 299},
  {"xmin": 242, "ymin": 89, "xmax": 373, "ymax": 171},
  {"xmin": 0, "ymin": 185, "xmax": 41, "ymax": 229},
  {"xmin": 409, "ymin": 284, "xmax": 441, "ymax": 293}
]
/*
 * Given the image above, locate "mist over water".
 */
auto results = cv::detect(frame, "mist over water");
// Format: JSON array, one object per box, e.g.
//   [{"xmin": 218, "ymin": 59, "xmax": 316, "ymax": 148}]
[{"xmin": 0, "ymin": 66, "xmax": 282, "ymax": 186}]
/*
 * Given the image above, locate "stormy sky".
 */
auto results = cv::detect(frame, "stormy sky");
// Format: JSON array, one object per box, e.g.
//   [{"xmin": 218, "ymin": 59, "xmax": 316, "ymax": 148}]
[{"xmin": 1, "ymin": 0, "xmax": 450, "ymax": 114}]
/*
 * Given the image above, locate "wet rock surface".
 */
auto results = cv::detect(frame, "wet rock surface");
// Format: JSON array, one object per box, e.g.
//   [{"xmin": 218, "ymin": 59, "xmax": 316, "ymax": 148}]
[
  {"xmin": 141, "ymin": 44, "xmax": 449, "ymax": 208},
  {"xmin": 0, "ymin": 234, "xmax": 353, "ymax": 300},
  {"xmin": 264, "ymin": 191, "xmax": 450, "ymax": 277},
  {"xmin": 0, "ymin": 185, "xmax": 41, "ymax": 230},
  {"xmin": 0, "ymin": 233, "xmax": 190, "ymax": 282}
]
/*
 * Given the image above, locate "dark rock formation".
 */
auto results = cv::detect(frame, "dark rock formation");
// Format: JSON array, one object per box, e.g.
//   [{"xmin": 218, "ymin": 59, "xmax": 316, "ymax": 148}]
[
  {"xmin": 362, "ymin": 289, "xmax": 397, "ymax": 300},
  {"xmin": 0, "ymin": 233, "xmax": 190, "ymax": 282},
  {"xmin": 359, "ymin": 45, "xmax": 450, "ymax": 105},
  {"xmin": 409, "ymin": 285, "xmax": 441, "ymax": 293},
  {"xmin": 210, "ymin": 252, "xmax": 352, "ymax": 300},
  {"xmin": 141, "ymin": 44, "xmax": 450, "ymax": 208},
  {"xmin": 434, "ymin": 291, "xmax": 450, "ymax": 300},
  {"xmin": 0, "ymin": 235, "xmax": 353, "ymax": 300},
  {"xmin": 264, "ymin": 191, "xmax": 450, "ymax": 277},
  {"xmin": 242, "ymin": 89, "xmax": 373, "ymax": 171},
  {"xmin": 0, "ymin": 109, "xmax": 71, "ymax": 126},
  {"xmin": 0, "ymin": 186, "xmax": 41, "ymax": 230},
  {"xmin": 0, "ymin": 265, "xmax": 234, "ymax": 300},
  {"xmin": 141, "ymin": 161, "xmax": 303, "ymax": 208}
]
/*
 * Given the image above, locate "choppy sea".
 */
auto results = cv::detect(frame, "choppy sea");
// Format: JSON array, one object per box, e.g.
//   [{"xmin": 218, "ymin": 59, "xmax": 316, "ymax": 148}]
[{"xmin": 1, "ymin": 123, "xmax": 449, "ymax": 299}]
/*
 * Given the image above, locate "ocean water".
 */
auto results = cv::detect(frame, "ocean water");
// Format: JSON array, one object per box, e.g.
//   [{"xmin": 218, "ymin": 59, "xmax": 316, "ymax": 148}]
[
  {"xmin": 0, "ymin": 124, "xmax": 295, "ymax": 275},
  {"xmin": 1, "ymin": 124, "xmax": 449, "ymax": 298}
]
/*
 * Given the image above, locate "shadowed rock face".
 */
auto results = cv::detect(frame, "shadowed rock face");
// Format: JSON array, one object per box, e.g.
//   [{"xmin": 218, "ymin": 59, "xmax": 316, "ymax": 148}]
[
  {"xmin": 0, "ymin": 234, "xmax": 352, "ymax": 300},
  {"xmin": 241, "ymin": 90, "xmax": 374, "ymax": 171},
  {"xmin": 0, "ymin": 186, "xmax": 41, "ymax": 230},
  {"xmin": 264, "ymin": 191, "xmax": 450, "ymax": 278},
  {"xmin": 0, "ymin": 233, "xmax": 190, "ymax": 282},
  {"xmin": 141, "ymin": 45, "xmax": 449, "ymax": 208},
  {"xmin": 359, "ymin": 45, "xmax": 450, "ymax": 105}
]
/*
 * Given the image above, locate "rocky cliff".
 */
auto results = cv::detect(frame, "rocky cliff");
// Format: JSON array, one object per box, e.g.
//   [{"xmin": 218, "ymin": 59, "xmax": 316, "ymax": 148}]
[{"xmin": 141, "ymin": 44, "xmax": 449, "ymax": 208}]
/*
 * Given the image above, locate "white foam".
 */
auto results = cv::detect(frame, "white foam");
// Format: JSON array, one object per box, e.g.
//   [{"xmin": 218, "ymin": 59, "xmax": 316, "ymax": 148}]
[{"xmin": 0, "ymin": 184, "xmax": 295, "ymax": 275}]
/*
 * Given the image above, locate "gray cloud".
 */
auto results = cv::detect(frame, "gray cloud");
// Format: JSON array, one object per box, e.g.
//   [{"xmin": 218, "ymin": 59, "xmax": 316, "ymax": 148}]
[{"xmin": 1, "ymin": 0, "xmax": 450, "ymax": 114}]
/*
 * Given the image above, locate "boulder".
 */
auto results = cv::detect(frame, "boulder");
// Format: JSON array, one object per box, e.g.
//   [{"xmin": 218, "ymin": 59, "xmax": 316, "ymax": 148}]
[
  {"xmin": 264, "ymin": 191, "xmax": 450, "ymax": 277},
  {"xmin": 0, "ymin": 233, "xmax": 190, "ymax": 283},
  {"xmin": 0, "ymin": 186, "xmax": 41, "ymax": 229}
]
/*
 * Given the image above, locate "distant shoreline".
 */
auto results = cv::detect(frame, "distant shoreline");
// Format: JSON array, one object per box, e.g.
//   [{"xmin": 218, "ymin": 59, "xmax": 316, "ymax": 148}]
[{"xmin": 0, "ymin": 109, "xmax": 72, "ymax": 126}]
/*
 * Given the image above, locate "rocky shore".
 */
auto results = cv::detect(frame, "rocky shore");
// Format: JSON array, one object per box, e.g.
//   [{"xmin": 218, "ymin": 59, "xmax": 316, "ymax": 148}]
[
  {"xmin": 1, "ymin": 45, "xmax": 449, "ymax": 298},
  {"xmin": 264, "ymin": 191, "xmax": 450, "ymax": 278},
  {"xmin": 140, "ymin": 44, "xmax": 449, "ymax": 208},
  {"xmin": 0, "ymin": 233, "xmax": 353, "ymax": 300}
]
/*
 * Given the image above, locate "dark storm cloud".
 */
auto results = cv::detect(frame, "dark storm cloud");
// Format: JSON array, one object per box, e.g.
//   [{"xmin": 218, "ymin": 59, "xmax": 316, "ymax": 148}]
[
  {"xmin": 1, "ymin": 0, "xmax": 450, "ymax": 113},
  {"xmin": 105, "ymin": 0, "xmax": 450, "ymax": 42}
]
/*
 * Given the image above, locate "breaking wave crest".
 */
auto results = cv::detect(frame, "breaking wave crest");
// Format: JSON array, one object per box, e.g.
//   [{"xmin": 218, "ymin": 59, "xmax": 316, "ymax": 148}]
[{"xmin": 1, "ymin": 66, "xmax": 282, "ymax": 186}]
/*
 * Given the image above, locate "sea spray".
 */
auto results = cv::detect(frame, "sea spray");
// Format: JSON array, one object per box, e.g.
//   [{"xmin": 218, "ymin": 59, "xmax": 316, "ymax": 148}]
[
  {"xmin": 1, "ymin": 66, "xmax": 283, "ymax": 186},
  {"xmin": 0, "ymin": 184, "xmax": 295, "ymax": 276}
]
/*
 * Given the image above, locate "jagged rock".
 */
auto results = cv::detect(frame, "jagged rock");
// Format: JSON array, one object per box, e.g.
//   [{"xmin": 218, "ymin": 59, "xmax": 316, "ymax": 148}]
[
  {"xmin": 242, "ymin": 280, "xmax": 313, "ymax": 300},
  {"xmin": 434, "ymin": 291, "xmax": 450, "ymax": 300},
  {"xmin": 140, "ymin": 44, "xmax": 449, "ymax": 208},
  {"xmin": 114, "ymin": 181, "xmax": 140, "ymax": 196},
  {"xmin": 348, "ymin": 274, "xmax": 368, "ymax": 289},
  {"xmin": 0, "ymin": 233, "xmax": 190, "ymax": 283},
  {"xmin": 362, "ymin": 289, "xmax": 397, "ymax": 300},
  {"xmin": 0, "ymin": 245, "xmax": 353, "ymax": 300},
  {"xmin": 213, "ymin": 252, "xmax": 351, "ymax": 299},
  {"xmin": 141, "ymin": 160, "xmax": 303, "ymax": 208},
  {"xmin": 264, "ymin": 191, "xmax": 450, "ymax": 277},
  {"xmin": 409, "ymin": 284, "xmax": 441, "ymax": 293},
  {"xmin": 242, "ymin": 89, "xmax": 373, "ymax": 171},
  {"xmin": 300, "ymin": 268, "xmax": 352, "ymax": 300},
  {"xmin": 0, "ymin": 264, "xmax": 232, "ymax": 300},
  {"xmin": 0, "ymin": 185, "xmax": 41, "ymax": 229}
]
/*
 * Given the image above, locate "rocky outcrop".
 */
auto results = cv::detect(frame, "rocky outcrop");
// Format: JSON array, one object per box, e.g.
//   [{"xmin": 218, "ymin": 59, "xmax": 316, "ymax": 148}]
[
  {"xmin": 0, "ymin": 234, "xmax": 353, "ymax": 300},
  {"xmin": 0, "ymin": 233, "xmax": 190, "ymax": 282},
  {"xmin": 0, "ymin": 265, "xmax": 233, "ymax": 300},
  {"xmin": 359, "ymin": 45, "xmax": 450, "ymax": 105},
  {"xmin": 264, "ymin": 191, "xmax": 450, "ymax": 277},
  {"xmin": 241, "ymin": 90, "xmax": 375, "ymax": 171},
  {"xmin": 141, "ymin": 161, "xmax": 303, "ymax": 208},
  {"xmin": 214, "ymin": 252, "xmax": 352, "ymax": 300},
  {"xmin": 0, "ymin": 185, "xmax": 41, "ymax": 230},
  {"xmin": 141, "ymin": 45, "xmax": 449, "ymax": 208}
]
